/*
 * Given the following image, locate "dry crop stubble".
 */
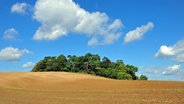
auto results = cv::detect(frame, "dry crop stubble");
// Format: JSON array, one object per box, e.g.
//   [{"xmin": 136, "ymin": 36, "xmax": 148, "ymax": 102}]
[{"xmin": 0, "ymin": 72, "xmax": 184, "ymax": 104}]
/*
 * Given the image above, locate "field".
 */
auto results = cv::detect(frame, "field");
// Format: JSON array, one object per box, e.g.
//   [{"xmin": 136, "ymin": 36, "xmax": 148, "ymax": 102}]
[{"xmin": 0, "ymin": 72, "xmax": 183, "ymax": 104}]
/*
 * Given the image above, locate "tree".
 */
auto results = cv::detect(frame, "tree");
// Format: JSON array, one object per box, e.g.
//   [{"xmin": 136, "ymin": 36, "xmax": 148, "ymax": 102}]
[
  {"xmin": 55, "ymin": 54, "xmax": 67, "ymax": 71},
  {"xmin": 109, "ymin": 62, "xmax": 116, "ymax": 69},
  {"xmin": 32, "ymin": 60, "xmax": 46, "ymax": 72},
  {"xmin": 89, "ymin": 54, "xmax": 101, "ymax": 73},
  {"xmin": 44, "ymin": 56, "xmax": 57, "ymax": 71},
  {"xmin": 32, "ymin": 53, "xmax": 147, "ymax": 80},
  {"xmin": 100, "ymin": 57, "xmax": 111, "ymax": 69},
  {"xmin": 116, "ymin": 60, "xmax": 125, "ymax": 70},
  {"xmin": 126, "ymin": 65, "xmax": 138, "ymax": 80},
  {"xmin": 67, "ymin": 55, "xmax": 79, "ymax": 72},
  {"xmin": 140, "ymin": 75, "xmax": 148, "ymax": 80},
  {"xmin": 126, "ymin": 65, "xmax": 138, "ymax": 72},
  {"xmin": 56, "ymin": 55, "xmax": 67, "ymax": 65},
  {"xmin": 84, "ymin": 53, "xmax": 100, "ymax": 72},
  {"xmin": 108, "ymin": 68, "xmax": 117, "ymax": 79},
  {"xmin": 116, "ymin": 70, "xmax": 132, "ymax": 80}
]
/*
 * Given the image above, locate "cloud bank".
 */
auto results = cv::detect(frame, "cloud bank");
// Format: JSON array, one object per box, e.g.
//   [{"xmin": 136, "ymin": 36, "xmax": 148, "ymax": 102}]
[
  {"xmin": 33, "ymin": 0, "xmax": 123, "ymax": 46},
  {"xmin": 124, "ymin": 22, "xmax": 154, "ymax": 44},
  {"xmin": 0, "ymin": 47, "xmax": 31, "ymax": 62}
]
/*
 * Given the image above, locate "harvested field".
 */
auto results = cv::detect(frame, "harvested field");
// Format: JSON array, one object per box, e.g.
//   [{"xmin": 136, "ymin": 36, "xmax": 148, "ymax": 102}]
[{"xmin": 0, "ymin": 72, "xmax": 184, "ymax": 104}]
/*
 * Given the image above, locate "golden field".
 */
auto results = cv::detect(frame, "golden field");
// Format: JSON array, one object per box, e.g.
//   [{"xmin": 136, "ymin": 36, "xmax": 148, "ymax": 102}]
[{"xmin": 0, "ymin": 72, "xmax": 183, "ymax": 104}]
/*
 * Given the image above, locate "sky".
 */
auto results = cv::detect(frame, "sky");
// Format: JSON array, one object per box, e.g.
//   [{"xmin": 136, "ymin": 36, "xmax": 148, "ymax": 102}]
[{"xmin": 0, "ymin": 0, "xmax": 184, "ymax": 81}]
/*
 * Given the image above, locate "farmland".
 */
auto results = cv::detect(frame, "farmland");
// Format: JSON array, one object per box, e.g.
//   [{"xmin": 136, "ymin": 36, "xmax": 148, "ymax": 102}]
[{"xmin": 0, "ymin": 72, "xmax": 183, "ymax": 104}]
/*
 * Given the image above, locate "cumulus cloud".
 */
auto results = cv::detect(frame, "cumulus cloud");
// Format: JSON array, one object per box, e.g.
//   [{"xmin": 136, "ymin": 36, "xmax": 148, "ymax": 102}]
[
  {"xmin": 3, "ymin": 28, "xmax": 18, "ymax": 40},
  {"xmin": 155, "ymin": 40, "xmax": 184, "ymax": 60},
  {"xmin": 124, "ymin": 22, "xmax": 154, "ymax": 44},
  {"xmin": 11, "ymin": 2, "xmax": 32, "ymax": 14},
  {"xmin": 162, "ymin": 65, "xmax": 181, "ymax": 75},
  {"xmin": 154, "ymin": 45, "xmax": 174, "ymax": 58},
  {"xmin": 22, "ymin": 62, "xmax": 35, "ymax": 68},
  {"xmin": 0, "ymin": 47, "xmax": 31, "ymax": 62},
  {"xmin": 33, "ymin": 0, "xmax": 123, "ymax": 46}
]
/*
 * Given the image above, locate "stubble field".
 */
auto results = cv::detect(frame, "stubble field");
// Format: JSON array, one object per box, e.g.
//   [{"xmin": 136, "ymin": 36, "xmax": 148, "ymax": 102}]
[{"xmin": 0, "ymin": 72, "xmax": 183, "ymax": 104}]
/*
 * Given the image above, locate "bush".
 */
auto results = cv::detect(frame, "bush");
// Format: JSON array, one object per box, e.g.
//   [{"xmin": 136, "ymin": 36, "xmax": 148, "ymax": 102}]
[{"xmin": 140, "ymin": 75, "xmax": 148, "ymax": 80}]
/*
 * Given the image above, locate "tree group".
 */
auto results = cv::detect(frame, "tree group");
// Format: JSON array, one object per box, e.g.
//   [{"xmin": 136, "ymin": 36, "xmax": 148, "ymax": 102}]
[{"xmin": 32, "ymin": 53, "xmax": 148, "ymax": 80}]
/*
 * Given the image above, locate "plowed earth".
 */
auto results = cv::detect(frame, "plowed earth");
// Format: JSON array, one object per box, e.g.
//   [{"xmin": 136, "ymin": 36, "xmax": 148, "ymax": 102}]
[{"xmin": 0, "ymin": 72, "xmax": 183, "ymax": 104}]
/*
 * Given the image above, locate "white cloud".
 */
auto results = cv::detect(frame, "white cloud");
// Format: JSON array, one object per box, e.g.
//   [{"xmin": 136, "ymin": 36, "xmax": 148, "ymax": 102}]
[
  {"xmin": 162, "ymin": 65, "xmax": 181, "ymax": 75},
  {"xmin": 155, "ymin": 40, "xmax": 184, "ymax": 60},
  {"xmin": 146, "ymin": 69, "xmax": 159, "ymax": 74},
  {"xmin": 145, "ymin": 66, "xmax": 163, "ymax": 75},
  {"xmin": 172, "ymin": 40, "xmax": 184, "ymax": 54},
  {"xmin": 0, "ymin": 47, "xmax": 31, "ymax": 62},
  {"xmin": 124, "ymin": 22, "xmax": 154, "ymax": 44},
  {"xmin": 11, "ymin": 2, "xmax": 32, "ymax": 14},
  {"xmin": 22, "ymin": 62, "xmax": 35, "ymax": 68},
  {"xmin": 174, "ymin": 54, "xmax": 184, "ymax": 63},
  {"xmin": 144, "ymin": 65, "xmax": 184, "ymax": 81},
  {"xmin": 103, "ymin": 33, "xmax": 121, "ymax": 45},
  {"xmin": 3, "ymin": 28, "xmax": 18, "ymax": 40},
  {"xmin": 33, "ymin": 0, "xmax": 123, "ymax": 46},
  {"xmin": 88, "ymin": 37, "xmax": 99, "ymax": 46},
  {"xmin": 108, "ymin": 19, "xmax": 123, "ymax": 31},
  {"xmin": 154, "ymin": 45, "xmax": 174, "ymax": 58}
]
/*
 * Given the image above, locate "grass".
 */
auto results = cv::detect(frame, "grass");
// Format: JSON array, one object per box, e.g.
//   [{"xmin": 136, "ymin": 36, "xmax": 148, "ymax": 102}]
[{"xmin": 0, "ymin": 72, "xmax": 184, "ymax": 104}]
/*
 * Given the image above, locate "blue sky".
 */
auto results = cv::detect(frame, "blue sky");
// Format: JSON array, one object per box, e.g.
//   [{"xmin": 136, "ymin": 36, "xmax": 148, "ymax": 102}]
[{"xmin": 0, "ymin": 0, "xmax": 184, "ymax": 81}]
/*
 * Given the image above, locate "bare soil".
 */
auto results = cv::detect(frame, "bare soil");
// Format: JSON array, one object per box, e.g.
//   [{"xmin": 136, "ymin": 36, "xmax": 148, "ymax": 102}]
[{"xmin": 0, "ymin": 72, "xmax": 183, "ymax": 104}]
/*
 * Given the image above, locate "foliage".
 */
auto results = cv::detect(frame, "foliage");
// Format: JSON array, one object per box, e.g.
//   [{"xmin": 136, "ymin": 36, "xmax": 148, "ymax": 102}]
[
  {"xmin": 139, "ymin": 75, "xmax": 148, "ymax": 80},
  {"xmin": 32, "ymin": 53, "xmax": 148, "ymax": 80}
]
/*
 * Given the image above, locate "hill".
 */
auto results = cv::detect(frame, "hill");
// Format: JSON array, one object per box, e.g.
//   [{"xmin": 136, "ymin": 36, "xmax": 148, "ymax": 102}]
[{"xmin": 0, "ymin": 72, "xmax": 184, "ymax": 104}]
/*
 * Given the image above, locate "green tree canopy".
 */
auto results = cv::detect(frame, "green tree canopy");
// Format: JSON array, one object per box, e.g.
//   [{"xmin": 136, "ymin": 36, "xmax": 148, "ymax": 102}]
[
  {"xmin": 32, "ymin": 53, "xmax": 148, "ymax": 80},
  {"xmin": 140, "ymin": 75, "xmax": 148, "ymax": 80}
]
